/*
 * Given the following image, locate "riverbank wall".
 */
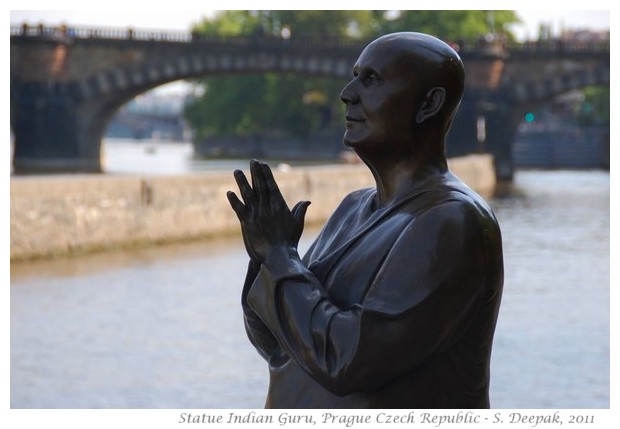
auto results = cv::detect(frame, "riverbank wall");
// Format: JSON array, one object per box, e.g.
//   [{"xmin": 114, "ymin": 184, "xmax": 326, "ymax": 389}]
[{"xmin": 10, "ymin": 154, "xmax": 496, "ymax": 261}]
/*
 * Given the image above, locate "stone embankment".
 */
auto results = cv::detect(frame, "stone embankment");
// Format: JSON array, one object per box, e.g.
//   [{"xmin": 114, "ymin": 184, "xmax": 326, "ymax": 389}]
[{"xmin": 10, "ymin": 154, "xmax": 496, "ymax": 261}]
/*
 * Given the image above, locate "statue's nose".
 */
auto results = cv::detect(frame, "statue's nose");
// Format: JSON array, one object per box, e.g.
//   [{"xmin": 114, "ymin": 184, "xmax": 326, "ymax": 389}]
[{"xmin": 340, "ymin": 80, "xmax": 360, "ymax": 104}]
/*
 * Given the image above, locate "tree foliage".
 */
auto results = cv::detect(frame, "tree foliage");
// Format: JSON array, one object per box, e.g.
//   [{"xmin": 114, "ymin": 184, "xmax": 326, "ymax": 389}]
[
  {"xmin": 366, "ymin": 10, "xmax": 518, "ymax": 40},
  {"xmin": 193, "ymin": 10, "xmax": 373, "ymax": 38},
  {"xmin": 185, "ymin": 73, "xmax": 343, "ymax": 140},
  {"xmin": 577, "ymin": 86, "xmax": 610, "ymax": 126},
  {"xmin": 184, "ymin": 10, "xmax": 520, "ymax": 141}
]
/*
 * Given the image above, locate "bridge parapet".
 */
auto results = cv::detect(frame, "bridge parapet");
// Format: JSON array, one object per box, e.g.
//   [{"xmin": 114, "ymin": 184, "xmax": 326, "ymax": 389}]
[
  {"xmin": 11, "ymin": 23, "xmax": 368, "ymax": 50},
  {"xmin": 12, "ymin": 24, "xmax": 610, "ymax": 56},
  {"xmin": 509, "ymin": 39, "xmax": 610, "ymax": 53},
  {"xmin": 12, "ymin": 23, "xmax": 192, "ymax": 42}
]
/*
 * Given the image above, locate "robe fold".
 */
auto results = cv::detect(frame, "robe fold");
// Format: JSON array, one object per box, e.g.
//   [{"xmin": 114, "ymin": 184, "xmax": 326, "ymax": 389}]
[{"xmin": 242, "ymin": 172, "xmax": 503, "ymax": 409}]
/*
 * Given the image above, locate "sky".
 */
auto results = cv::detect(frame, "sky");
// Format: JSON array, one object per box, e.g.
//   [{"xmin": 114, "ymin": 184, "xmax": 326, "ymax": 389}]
[{"xmin": 9, "ymin": 5, "xmax": 611, "ymax": 42}]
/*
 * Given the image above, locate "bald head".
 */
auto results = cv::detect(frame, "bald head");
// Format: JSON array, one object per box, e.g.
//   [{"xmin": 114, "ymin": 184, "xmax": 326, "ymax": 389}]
[
  {"xmin": 340, "ymin": 32, "xmax": 466, "ymax": 163},
  {"xmin": 359, "ymin": 32, "xmax": 465, "ymax": 131}
]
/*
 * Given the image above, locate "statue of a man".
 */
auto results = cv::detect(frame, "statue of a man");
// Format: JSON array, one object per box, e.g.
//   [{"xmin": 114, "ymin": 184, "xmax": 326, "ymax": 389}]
[{"xmin": 227, "ymin": 32, "xmax": 503, "ymax": 409}]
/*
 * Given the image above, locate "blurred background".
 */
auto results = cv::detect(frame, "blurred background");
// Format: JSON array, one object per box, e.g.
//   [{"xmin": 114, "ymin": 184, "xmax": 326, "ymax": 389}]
[{"xmin": 9, "ymin": 9, "xmax": 610, "ymax": 409}]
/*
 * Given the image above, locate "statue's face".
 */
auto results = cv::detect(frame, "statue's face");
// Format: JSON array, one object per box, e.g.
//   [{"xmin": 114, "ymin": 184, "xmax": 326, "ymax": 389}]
[{"xmin": 340, "ymin": 39, "xmax": 425, "ymax": 154}]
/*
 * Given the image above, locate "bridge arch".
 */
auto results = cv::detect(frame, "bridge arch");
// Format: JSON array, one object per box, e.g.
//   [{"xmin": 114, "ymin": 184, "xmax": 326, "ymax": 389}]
[
  {"xmin": 77, "ymin": 49, "xmax": 353, "ymax": 102},
  {"xmin": 510, "ymin": 63, "xmax": 610, "ymax": 105},
  {"xmin": 73, "ymin": 51, "xmax": 354, "ymax": 173}
]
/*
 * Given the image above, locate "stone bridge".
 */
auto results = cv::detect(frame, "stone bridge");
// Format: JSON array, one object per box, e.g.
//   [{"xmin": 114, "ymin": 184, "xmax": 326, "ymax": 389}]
[{"xmin": 10, "ymin": 24, "xmax": 610, "ymax": 179}]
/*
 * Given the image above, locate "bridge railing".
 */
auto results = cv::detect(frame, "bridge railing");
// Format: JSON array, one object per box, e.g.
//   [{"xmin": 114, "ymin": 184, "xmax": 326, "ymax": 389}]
[
  {"xmin": 11, "ymin": 23, "xmax": 609, "ymax": 55},
  {"xmin": 506, "ymin": 39, "xmax": 610, "ymax": 54},
  {"xmin": 10, "ymin": 23, "xmax": 366, "ymax": 50},
  {"xmin": 453, "ymin": 37, "xmax": 609, "ymax": 55},
  {"xmin": 11, "ymin": 23, "xmax": 193, "ymax": 42}
]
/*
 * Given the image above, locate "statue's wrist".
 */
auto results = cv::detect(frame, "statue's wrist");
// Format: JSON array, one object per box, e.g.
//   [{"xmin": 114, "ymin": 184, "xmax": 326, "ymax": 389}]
[{"xmin": 261, "ymin": 245, "xmax": 301, "ymax": 275}]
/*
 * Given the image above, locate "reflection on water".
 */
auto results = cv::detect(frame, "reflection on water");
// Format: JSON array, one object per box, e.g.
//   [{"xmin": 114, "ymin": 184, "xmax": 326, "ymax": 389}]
[
  {"xmin": 100, "ymin": 139, "xmax": 335, "ymax": 176},
  {"xmin": 101, "ymin": 139, "xmax": 250, "ymax": 175},
  {"xmin": 489, "ymin": 170, "xmax": 609, "ymax": 409},
  {"xmin": 10, "ymin": 170, "xmax": 610, "ymax": 408}
]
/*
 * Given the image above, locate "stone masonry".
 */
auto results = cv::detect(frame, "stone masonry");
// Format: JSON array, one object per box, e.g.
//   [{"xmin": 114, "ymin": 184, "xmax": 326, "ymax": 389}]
[{"xmin": 10, "ymin": 155, "xmax": 496, "ymax": 260}]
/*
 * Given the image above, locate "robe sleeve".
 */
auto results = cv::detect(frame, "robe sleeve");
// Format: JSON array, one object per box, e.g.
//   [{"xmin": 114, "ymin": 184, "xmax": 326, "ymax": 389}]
[
  {"xmin": 246, "ymin": 200, "xmax": 492, "ymax": 396},
  {"xmin": 241, "ymin": 260, "xmax": 281, "ymax": 361}
]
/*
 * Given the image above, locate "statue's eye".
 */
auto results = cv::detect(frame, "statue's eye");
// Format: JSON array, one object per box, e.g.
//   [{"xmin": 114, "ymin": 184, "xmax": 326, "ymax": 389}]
[{"xmin": 365, "ymin": 73, "xmax": 380, "ymax": 85}]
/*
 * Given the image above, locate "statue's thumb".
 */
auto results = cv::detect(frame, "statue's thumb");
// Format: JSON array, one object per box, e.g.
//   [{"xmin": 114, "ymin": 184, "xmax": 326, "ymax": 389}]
[{"xmin": 292, "ymin": 201, "xmax": 311, "ymax": 224}]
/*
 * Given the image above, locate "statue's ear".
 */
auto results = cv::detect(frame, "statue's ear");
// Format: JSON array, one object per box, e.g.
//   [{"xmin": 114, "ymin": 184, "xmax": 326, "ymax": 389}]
[{"xmin": 416, "ymin": 87, "xmax": 446, "ymax": 124}]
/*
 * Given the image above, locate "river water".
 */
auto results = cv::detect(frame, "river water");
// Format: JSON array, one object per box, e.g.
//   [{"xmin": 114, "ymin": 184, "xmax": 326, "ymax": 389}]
[{"xmin": 10, "ymin": 140, "xmax": 610, "ymax": 409}]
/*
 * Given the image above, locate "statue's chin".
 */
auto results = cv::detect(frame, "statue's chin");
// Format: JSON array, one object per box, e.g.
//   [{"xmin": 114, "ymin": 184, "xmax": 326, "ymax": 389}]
[{"xmin": 342, "ymin": 131, "xmax": 362, "ymax": 149}]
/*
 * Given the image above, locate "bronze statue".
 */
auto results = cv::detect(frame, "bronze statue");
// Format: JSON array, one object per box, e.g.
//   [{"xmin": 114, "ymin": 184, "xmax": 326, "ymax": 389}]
[{"xmin": 227, "ymin": 32, "xmax": 503, "ymax": 409}]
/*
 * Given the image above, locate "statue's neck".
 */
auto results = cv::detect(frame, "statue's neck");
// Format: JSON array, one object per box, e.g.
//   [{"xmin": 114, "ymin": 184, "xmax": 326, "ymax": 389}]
[{"xmin": 363, "ymin": 155, "xmax": 448, "ymax": 209}]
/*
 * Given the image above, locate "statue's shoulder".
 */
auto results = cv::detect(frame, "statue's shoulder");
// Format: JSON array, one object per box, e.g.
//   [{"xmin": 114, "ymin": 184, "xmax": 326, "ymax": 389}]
[
  {"xmin": 434, "ymin": 173, "xmax": 501, "ymax": 236},
  {"xmin": 341, "ymin": 187, "xmax": 375, "ymax": 204},
  {"xmin": 327, "ymin": 187, "xmax": 375, "ymax": 220},
  {"xmin": 402, "ymin": 173, "xmax": 500, "ymax": 235},
  {"xmin": 441, "ymin": 172, "xmax": 495, "ymax": 210}
]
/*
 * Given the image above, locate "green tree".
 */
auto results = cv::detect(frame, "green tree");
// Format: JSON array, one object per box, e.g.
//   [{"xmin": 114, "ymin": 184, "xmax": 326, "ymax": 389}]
[
  {"xmin": 185, "ymin": 75, "xmax": 269, "ymax": 141},
  {"xmin": 192, "ymin": 10, "xmax": 373, "ymax": 38},
  {"xmin": 366, "ymin": 10, "xmax": 519, "ymax": 41},
  {"xmin": 576, "ymin": 86, "xmax": 610, "ymax": 126},
  {"xmin": 192, "ymin": 10, "xmax": 262, "ymax": 36},
  {"xmin": 185, "ymin": 73, "xmax": 344, "ymax": 140},
  {"xmin": 275, "ymin": 10, "xmax": 372, "ymax": 38}
]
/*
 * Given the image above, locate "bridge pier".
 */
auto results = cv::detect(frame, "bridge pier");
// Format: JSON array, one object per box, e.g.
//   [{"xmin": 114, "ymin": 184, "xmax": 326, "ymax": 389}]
[
  {"xmin": 481, "ymin": 102, "xmax": 519, "ymax": 182},
  {"xmin": 448, "ymin": 93, "xmax": 521, "ymax": 182},
  {"xmin": 447, "ymin": 96, "xmax": 516, "ymax": 182},
  {"xmin": 11, "ymin": 84, "xmax": 105, "ymax": 174}
]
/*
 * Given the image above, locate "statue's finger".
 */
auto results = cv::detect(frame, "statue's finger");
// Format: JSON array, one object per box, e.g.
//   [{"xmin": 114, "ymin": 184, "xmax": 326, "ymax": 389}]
[
  {"xmin": 233, "ymin": 169, "xmax": 254, "ymax": 205},
  {"xmin": 251, "ymin": 160, "xmax": 269, "ymax": 205},
  {"xmin": 262, "ymin": 162, "xmax": 281, "ymax": 193},
  {"xmin": 292, "ymin": 201, "xmax": 311, "ymax": 224},
  {"xmin": 226, "ymin": 191, "xmax": 246, "ymax": 220},
  {"xmin": 249, "ymin": 159, "xmax": 261, "ymax": 188},
  {"xmin": 261, "ymin": 162, "xmax": 287, "ymax": 207}
]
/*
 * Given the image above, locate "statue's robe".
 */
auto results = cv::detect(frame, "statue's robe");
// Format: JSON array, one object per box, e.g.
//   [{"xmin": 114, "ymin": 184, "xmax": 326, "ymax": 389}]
[{"xmin": 242, "ymin": 172, "xmax": 503, "ymax": 409}]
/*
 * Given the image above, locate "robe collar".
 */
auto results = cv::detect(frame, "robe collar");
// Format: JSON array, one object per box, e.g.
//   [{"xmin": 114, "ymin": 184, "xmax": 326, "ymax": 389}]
[{"xmin": 308, "ymin": 172, "xmax": 462, "ymax": 279}]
